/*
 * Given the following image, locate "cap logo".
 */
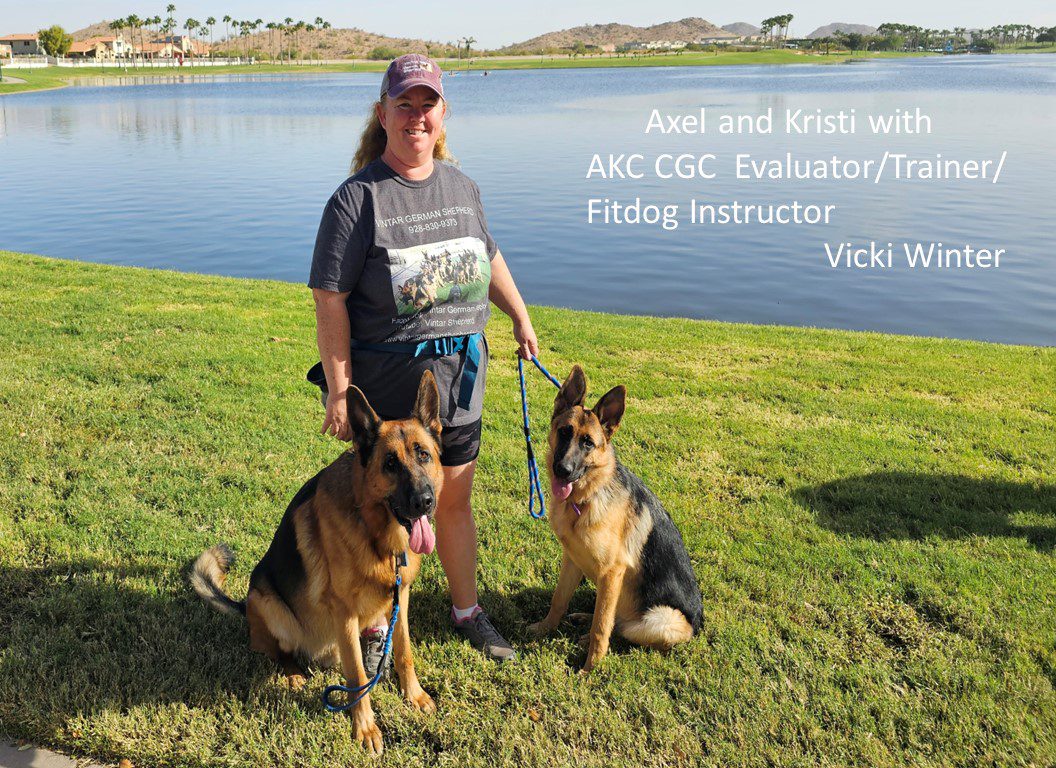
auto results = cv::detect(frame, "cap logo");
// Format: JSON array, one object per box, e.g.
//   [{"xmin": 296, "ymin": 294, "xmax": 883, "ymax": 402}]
[{"xmin": 401, "ymin": 60, "xmax": 432, "ymax": 74}]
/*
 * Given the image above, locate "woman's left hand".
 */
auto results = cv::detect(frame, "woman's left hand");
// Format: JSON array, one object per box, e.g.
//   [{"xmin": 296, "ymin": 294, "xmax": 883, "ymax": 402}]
[{"xmin": 513, "ymin": 318, "xmax": 539, "ymax": 360}]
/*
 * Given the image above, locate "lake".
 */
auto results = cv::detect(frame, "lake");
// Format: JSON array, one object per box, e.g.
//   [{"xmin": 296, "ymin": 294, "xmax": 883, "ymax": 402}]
[{"xmin": 1, "ymin": 55, "xmax": 1053, "ymax": 345}]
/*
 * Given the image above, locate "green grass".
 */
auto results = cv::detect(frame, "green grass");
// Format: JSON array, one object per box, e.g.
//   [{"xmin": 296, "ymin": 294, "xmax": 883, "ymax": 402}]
[
  {"xmin": 1, "ymin": 50, "xmax": 921, "ymax": 95},
  {"xmin": 1000, "ymin": 43, "xmax": 1056, "ymax": 54},
  {"xmin": 0, "ymin": 251, "xmax": 1053, "ymax": 767}
]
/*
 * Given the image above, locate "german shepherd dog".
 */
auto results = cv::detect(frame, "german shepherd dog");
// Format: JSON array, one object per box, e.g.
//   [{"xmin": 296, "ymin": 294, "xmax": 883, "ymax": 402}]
[
  {"xmin": 191, "ymin": 372, "xmax": 443, "ymax": 755},
  {"xmin": 528, "ymin": 365, "xmax": 703, "ymax": 673}
]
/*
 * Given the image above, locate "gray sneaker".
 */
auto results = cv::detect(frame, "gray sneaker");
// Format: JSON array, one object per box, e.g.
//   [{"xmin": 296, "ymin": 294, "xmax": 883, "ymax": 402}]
[
  {"xmin": 360, "ymin": 627, "xmax": 392, "ymax": 682},
  {"xmin": 451, "ymin": 607, "xmax": 517, "ymax": 662}
]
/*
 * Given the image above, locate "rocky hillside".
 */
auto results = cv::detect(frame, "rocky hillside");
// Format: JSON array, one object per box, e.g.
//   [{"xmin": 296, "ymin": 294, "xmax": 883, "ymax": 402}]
[
  {"xmin": 722, "ymin": 22, "xmax": 761, "ymax": 37},
  {"xmin": 806, "ymin": 23, "xmax": 878, "ymax": 39},
  {"xmin": 502, "ymin": 17, "xmax": 736, "ymax": 52}
]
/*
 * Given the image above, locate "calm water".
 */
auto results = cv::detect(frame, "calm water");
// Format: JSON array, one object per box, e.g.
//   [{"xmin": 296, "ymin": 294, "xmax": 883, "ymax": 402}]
[{"xmin": 2, "ymin": 56, "xmax": 1054, "ymax": 345}]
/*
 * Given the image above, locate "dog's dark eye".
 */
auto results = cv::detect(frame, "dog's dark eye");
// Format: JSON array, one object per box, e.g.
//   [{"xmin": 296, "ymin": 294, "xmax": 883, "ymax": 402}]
[
  {"xmin": 384, "ymin": 453, "xmax": 399, "ymax": 472},
  {"xmin": 415, "ymin": 444, "xmax": 431, "ymax": 463},
  {"xmin": 580, "ymin": 437, "xmax": 595, "ymax": 451}
]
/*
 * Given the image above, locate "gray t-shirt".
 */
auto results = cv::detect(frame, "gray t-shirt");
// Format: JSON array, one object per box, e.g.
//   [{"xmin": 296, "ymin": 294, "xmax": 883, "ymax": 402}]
[{"xmin": 308, "ymin": 159, "xmax": 497, "ymax": 426}]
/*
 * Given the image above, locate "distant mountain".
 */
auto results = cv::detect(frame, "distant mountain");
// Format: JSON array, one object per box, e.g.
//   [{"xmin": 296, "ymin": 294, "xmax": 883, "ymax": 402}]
[
  {"xmin": 806, "ymin": 23, "xmax": 878, "ymax": 39},
  {"xmin": 722, "ymin": 22, "xmax": 761, "ymax": 37},
  {"xmin": 72, "ymin": 21, "xmax": 128, "ymax": 40},
  {"xmin": 70, "ymin": 19, "xmax": 456, "ymax": 59},
  {"xmin": 503, "ymin": 17, "xmax": 736, "ymax": 52}
]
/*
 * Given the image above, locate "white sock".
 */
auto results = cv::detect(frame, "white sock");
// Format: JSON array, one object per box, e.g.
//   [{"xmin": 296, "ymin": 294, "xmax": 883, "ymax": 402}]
[{"xmin": 452, "ymin": 603, "xmax": 480, "ymax": 622}]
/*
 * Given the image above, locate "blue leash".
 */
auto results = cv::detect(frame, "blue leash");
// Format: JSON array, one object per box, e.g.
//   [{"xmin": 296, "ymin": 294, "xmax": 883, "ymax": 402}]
[
  {"xmin": 518, "ymin": 355, "xmax": 562, "ymax": 519},
  {"xmin": 321, "ymin": 552, "xmax": 407, "ymax": 713}
]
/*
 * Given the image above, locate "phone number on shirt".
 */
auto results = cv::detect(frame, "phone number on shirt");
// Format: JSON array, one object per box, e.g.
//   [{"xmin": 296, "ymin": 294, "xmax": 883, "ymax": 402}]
[{"xmin": 408, "ymin": 218, "xmax": 459, "ymax": 235}]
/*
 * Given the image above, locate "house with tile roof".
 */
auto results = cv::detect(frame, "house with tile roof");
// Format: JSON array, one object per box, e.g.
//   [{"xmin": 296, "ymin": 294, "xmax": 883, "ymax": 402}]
[
  {"xmin": 0, "ymin": 33, "xmax": 43, "ymax": 56},
  {"xmin": 67, "ymin": 36, "xmax": 129, "ymax": 59}
]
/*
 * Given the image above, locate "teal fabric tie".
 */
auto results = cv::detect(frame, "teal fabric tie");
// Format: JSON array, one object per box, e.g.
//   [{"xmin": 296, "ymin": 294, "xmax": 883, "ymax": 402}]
[{"xmin": 349, "ymin": 333, "xmax": 482, "ymax": 410}]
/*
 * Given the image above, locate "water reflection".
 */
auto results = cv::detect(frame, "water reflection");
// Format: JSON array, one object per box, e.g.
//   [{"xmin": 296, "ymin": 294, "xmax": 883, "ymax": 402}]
[{"xmin": 1, "ymin": 56, "xmax": 1053, "ymax": 345}]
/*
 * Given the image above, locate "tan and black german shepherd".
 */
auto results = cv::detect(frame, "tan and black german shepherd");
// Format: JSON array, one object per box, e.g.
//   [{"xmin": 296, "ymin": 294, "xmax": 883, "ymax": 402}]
[
  {"xmin": 191, "ymin": 372, "xmax": 443, "ymax": 755},
  {"xmin": 528, "ymin": 365, "xmax": 703, "ymax": 673}
]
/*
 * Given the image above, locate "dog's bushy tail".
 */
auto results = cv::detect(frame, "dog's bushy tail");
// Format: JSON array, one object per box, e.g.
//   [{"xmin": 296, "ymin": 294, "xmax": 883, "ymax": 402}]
[
  {"xmin": 621, "ymin": 606, "xmax": 694, "ymax": 650},
  {"xmin": 190, "ymin": 544, "xmax": 246, "ymax": 617}
]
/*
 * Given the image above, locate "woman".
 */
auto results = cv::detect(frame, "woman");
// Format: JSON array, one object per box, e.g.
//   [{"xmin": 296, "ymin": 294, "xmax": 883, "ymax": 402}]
[{"xmin": 308, "ymin": 53, "xmax": 538, "ymax": 663}]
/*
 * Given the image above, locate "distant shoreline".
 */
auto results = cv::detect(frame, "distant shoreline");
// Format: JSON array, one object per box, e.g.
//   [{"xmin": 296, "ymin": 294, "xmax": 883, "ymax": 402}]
[
  {"xmin": 0, "ymin": 50, "xmax": 923, "ymax": 96},
  {"xmin": 2, "ymin": 47, "xmax": 1053, "ymax": 96}
]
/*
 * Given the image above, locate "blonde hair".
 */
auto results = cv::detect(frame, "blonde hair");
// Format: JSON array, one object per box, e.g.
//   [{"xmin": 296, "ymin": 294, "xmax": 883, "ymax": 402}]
[{"xmin": 350, "ymin": 96, "xmax": 455, "ymax": 175}]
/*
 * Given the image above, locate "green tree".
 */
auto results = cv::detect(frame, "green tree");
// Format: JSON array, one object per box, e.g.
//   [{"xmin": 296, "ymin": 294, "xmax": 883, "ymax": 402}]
[
  {"xmin": 369, "ymin": 45, "xmax": 400, "ymax": 60},
  {"xmin": 837, "ymin": 31, "xmax": 866, "ymax": 51},
  {"xmin": 37, "ymin": 24, "xmax": 73, "ymax": 56}
]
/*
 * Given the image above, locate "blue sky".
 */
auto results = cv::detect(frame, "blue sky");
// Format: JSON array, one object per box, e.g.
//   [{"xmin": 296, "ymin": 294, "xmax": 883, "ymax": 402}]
[{"xmin": 6, "ymin": 0, "xmax": 1054, "ymax": 47}]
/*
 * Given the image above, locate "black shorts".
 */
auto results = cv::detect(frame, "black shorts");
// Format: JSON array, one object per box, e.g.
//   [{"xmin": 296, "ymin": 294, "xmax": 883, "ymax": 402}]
[
  {"xmin": 437, "ymin": 418, "xmax": 482, "ymax": 467},
  {"xmin": 311, "ymin": 367, "xmax": 481, "ymax": 467}
]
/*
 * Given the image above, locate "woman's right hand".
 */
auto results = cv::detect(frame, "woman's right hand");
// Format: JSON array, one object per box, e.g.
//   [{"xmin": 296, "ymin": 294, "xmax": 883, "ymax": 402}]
[{"xmin": 321, "ymin": 389, "xmax": 351, "ymax": 441}]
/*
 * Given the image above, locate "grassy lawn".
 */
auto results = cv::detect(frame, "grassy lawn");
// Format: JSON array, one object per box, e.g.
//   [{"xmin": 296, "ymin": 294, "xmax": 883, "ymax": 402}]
[
  {"xmin": 0, "ymin": 251, "xmax": 1053, "ymax": 767},
  {"xmin": 1, "ymin": 50, "xmax": 921, "ymax": 96}
]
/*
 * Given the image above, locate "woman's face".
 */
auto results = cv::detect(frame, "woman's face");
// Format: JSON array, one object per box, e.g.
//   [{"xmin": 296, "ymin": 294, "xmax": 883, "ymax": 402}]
[{"xmin": 377, "ymin": 85, "xmax": 446, "ymax": 167}]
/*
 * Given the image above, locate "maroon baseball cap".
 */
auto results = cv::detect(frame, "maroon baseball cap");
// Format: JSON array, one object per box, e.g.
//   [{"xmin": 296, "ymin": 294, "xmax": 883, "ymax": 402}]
[{"xmin": 381, "ymin": 53, "xmax": 444, "ymax": 100}]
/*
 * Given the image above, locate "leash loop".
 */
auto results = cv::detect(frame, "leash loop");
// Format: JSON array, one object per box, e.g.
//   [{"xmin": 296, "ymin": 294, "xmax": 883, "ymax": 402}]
[
  {"xmin": 519, "ymin": 355, "xmax": 562, "ymax": 519},
  {"xmin": 322, "ymin": 552, "xmax": 407, "ymax": 713}
]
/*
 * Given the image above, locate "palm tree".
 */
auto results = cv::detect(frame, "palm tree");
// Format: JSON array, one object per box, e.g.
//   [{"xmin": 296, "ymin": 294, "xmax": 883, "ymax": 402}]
[
  {"xmin": 164, "ymin": 4, "xmax": 176, "ymax": 44},
  {"xmin": 265, "ymin": 22, "xmax": 276, "ymax": 60},
  {"xmin": 760, "ymin": 19, "xmax": 774, "ymax": 46},
  {"xmin": 108, "ymin": 20, "xmax": 124, "ymax": 58},
  {"xmin": 126, "ymin": 14, "xmax": 142, "ymax": 65},
  {"xmin": 205, "ymin": 17, "xmax": 216, "ymax": 57},
  {"xmin": 238, "ymin": 21, "xmax": 250, "ymax": 58},
  {"xmin": 185, "ymin": 18, "xmax": 199, "ymax": 63},
  {"xmin": 295, "ymin": 20, "xmax": 306, "ymax": 62},
  {"xmin": 222, "ymin": 15, "xmax": 231, "ymax": 53},
  {"xmin": 283, "ymin": 18, "xmax": 294, "ymax": 61}
]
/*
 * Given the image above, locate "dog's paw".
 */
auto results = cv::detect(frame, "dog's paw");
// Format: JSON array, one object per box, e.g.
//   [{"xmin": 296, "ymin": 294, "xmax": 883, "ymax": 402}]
[
  {"xmin": 568, "ymin": 612, "xmax": 594, "ymax": 625},
  {"xmin": 527, "ymin": 621, "xmax": 553, "ymax": 637},
  {"xmin": 354, "ymin": 719, "xmax": 384, "ymax": 756},
  {"xmin": 406, "ymin": 689, "xmax": 436, "ymax": 714},
  {"xmin": 284, "ymin": 673, "xmax": 307, "ymax": 690},
  {"xmin": 577, "ymin": 666, "xmax": 593, "ymax": 678}
]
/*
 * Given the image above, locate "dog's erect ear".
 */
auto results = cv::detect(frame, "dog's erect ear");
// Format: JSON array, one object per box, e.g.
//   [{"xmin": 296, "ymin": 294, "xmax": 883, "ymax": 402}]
[
  {"xmin": 592, "ymin": 385, "xmax": 626, "ymax": 439},
  {"xmin": 347, "ymin": 385, "xmax": 381, "ymax": 465},
  {"xmin": 412, "ymin": 370, "xmax": 443, "ymax": 443},
  {"xmin": 553, "ymin": 364, "xmax": 587, "ymax": 419}
]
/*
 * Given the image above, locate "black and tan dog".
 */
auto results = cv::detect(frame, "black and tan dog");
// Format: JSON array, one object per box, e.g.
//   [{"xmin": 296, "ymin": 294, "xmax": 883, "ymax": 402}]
[
  {"xmin": 191, "ymin": 372, "xmax": 443, "ymax": 755},
  {"xmin": 528, "ymin": 365, "xmax": 703, "ymax": 673}
]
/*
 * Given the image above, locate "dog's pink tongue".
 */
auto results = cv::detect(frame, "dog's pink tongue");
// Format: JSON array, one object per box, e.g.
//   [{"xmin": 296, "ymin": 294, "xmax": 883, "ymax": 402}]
[
  {"xmin": 551, "ymin": 477, "xmax": 573, "ymax": 501},
  {"xmin": 409, "ymin": 516, "xmax": 435, "ymax": 555}
]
